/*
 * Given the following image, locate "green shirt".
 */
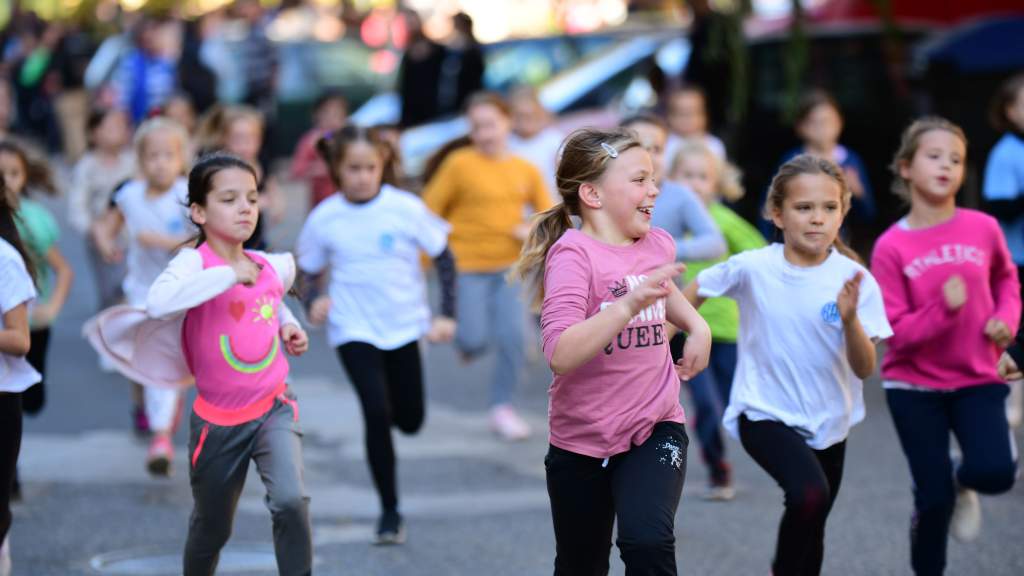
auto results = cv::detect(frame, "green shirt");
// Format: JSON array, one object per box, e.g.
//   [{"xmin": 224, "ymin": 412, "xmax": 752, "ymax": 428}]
[
  {"xmin": 684, "ymin": 202, "xmax": 766, "ymax": 342},
  {"xmin": 15, "ymin": 198, "xmax": 59, "ymax": 309}
]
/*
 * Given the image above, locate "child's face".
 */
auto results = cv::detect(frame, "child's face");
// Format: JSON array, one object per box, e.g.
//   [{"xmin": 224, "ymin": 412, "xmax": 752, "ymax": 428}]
[
  {"xmin": 468, "ymin": 103, "xmax": 511, "ymax": 156},
  {"xmin": 1006, "ymin": 86, "xmax": 1024, "ymax": 132},
  {"xmin": 797, "ymin": 104, "xmax": 842, "ymax": 150},
  {"xmin": 191, "ymin": 167, "xmax": 260, "ymax": 244},
  {"xmin": 140, "ymin": 130, "xmax": 184, "ymax": 190},
  {"xmin": 0, "ymin": 152, "xmax": 27, "ymax": 199},
  {"xmin": 667, "ymin": 91, "xmax": 707, "ymax": 137},
  {"xmin": 510, "ymin": 97, "xmax": 547, "ymax": 139},
  {"xmin": 315, "ymin": 99, "xmax": 347, "ymax": 131},
  {"xmin": 674, "ymin": 152, "xmax": 717, "ymax": 205},
  {"xmin": 627, "ymin": 121, "xmax": 667, "ymax": 183},
  {"xmin": 225, "ymin": 117, "xmax": 262, "ymax": 162},
  {"xmin": 899, "ymin": 129, "xmax": 965, "ymax": 204},
  {"xmin": 94, "ymin": 111, "xmax": 131, "ymax": 152},
  {"xmin": 338, "ymin": 140, "xmax": 384, "ymax": 203},
  {"xmin": 165, "ymin": 99, "xmax": 196, "ymax": 134},
  {"xmin": 771, "ymin": 173, "xmax": 844, "ymax": 262},
  {"xmin": 594, "ymin": 146, "xmax": 659, "ymax": 240}
]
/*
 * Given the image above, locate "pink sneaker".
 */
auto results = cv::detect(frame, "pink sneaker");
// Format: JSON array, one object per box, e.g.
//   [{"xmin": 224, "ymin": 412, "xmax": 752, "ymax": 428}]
[
  {"xmin": 490, "ymin": 405, "xmax": 531, "ymax": 441},
  {"xmin": 146, "ymin": 435, "xmax": 173, "ymax": 477}
]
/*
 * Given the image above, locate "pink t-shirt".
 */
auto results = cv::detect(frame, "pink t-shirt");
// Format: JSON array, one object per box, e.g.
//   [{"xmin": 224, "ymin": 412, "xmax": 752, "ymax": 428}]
[
  {"xmin": 871, "ymin": 209, "xmax": 1021, "ymax": 390},
  {"xmin": 182, "ymin": 244, "xmax": 290, "ymax": 410},
  {"xmin": 541, "ymin": 227, "xmax": 686, "ymax": 459}
]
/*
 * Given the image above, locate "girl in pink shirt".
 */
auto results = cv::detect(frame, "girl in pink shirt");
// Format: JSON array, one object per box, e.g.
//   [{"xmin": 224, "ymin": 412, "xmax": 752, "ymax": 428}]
[
  {"xmin": 872, "ymin": 117, "xmax": 1020, "ymax": 576},
  {"xmin": 512, "ymin": 127, "xmax": 711, "ymax": 575}
]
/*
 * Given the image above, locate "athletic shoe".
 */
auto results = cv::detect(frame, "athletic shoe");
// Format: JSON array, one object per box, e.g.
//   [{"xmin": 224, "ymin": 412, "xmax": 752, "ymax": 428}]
[
  {"xmin": 375, "ymin": 510, "xmax": 406, "ymax": 546},
  {"xmin": 703, "ymin": 482, "xmax": 736, "ymax": 501},
  {"xmin": 0, "ymin": 534, "xmax": 11, "ymax": 576},
  {"xmin": 490, "ymin": 405, "xmax": 531, "ymax": 441},
  {"xmin": 950, "ymin": 487, "xmax": 981, "ymax": 542},
  {"xmin": 146, "ymin": 435, "xmax": 173, "ymax": 477}
]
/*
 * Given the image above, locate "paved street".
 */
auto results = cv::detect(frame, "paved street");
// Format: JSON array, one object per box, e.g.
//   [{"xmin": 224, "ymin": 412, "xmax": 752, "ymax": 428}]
[{"xmin": 10, "ymin": 186, "xmax": 1024, "ymax": 576}]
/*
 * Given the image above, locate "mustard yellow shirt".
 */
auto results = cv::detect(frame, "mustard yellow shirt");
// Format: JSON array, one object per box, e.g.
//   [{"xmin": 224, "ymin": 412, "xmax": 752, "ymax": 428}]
[{"xmin": 423, "ymin": 147, "xmax": 553, "ymax": 272}]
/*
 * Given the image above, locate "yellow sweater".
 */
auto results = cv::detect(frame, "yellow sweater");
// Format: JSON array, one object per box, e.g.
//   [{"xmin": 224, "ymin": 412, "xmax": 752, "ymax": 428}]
[{"xmin": 423, "ymin": 147, "xmax": 553, "ymax": 272}]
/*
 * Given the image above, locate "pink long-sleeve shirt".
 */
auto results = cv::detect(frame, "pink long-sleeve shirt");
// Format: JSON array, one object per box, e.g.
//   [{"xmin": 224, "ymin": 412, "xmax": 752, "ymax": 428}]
[
  {"xmin": 871, "ymin": 209, "xmax": 1021, "ymax": 390},
  {"xmin": 541, "ymin": 228, "xmax": 686, "ymax": 459}
]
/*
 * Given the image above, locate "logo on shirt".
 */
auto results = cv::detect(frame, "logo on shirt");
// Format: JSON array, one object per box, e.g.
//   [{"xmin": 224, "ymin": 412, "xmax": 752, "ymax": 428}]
[
  {"xmin": 379, "ymin": 233, "xmax": 395, "ymax": 252},
  {"xmin": 820, "ymin": 301, "xmax": 841, "ymax": 325},
  {"xmin": 902, "ymin": 244, "xmax": 985, "ymax": 279},
  {"xmin": 608, "ymin": 279, "xmax": 628, "ymax": 298}
]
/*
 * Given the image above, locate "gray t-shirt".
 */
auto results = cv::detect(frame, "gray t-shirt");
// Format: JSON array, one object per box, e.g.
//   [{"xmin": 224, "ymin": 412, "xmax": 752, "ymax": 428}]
[{"xmin": 650, "ymin": 180, "xmax": 726, "ymax": 261}]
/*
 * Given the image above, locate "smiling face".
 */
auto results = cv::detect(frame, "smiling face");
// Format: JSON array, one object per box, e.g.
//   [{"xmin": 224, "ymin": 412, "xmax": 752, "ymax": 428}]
[
  {"xmin": 771, "ymin": 173, "xmax": 844, "ymax": 266},
  {"xmin": 590, "ymin": 146, "xmax": 659, "ymax": 241},
  {"xmin": 191, "ymin": 167, "xmax": 260, "ymax": 244},
  {"xmin": 899, "ymin": 128, "xmax": 966, "ymax": 206}
]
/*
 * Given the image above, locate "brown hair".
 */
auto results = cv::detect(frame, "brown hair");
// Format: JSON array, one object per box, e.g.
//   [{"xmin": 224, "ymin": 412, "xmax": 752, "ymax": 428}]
[
  {"xmin": 620, "ymin": 112, "xmax": 669, "ymax": 133},
  {"xmin": 422, "ymin": 135, "xmax": 472, "ymax": 186},
  {"xmin": 0, "ymin": 139, "xmax": 57, "ymax": 196},
  {"xmin": 989, "ymin": 73, "xmax": 1024, "ymax": 132},
  {"xmin": 763, "ymin": 154, "xmax": 860, "ymax": 262},
  {"xmin": 889, "ymin": 116, "xmax": 967, "ymax": 202},
  {"xmin": 794, "ymin": 89, "xmax": 841, "ymax": 125},
  {"xmin": 670, "ymin": 139, "xmax": 744, "ymax": 203},
  {"xmin": 316, "ymin": 124, "xmax": 398, "ymax": 191},
  {"xmin": 465, "ymin": 91, "xmax": 511, "ymax": 117},
  {"xmin": 195, "ymin": 104, "xmax": 263, "ymax": 155},
  {"xmin": 511, "ymin": 127, "xmax": 644, "ymax": 309}
]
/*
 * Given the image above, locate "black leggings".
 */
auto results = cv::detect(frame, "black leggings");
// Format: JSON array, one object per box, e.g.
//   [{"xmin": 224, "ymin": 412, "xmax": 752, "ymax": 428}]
[
  {"xmin": 22, "ymin": 327, "xmax": 50, "ymax": 415},
  {"xmin": 336, "ymin": 341, "xmax": 425, "ymax": 513},
  {"xmin": 546, "ymin": 421, "xmax": 689, "ymax": 576},
  {"xmin": 738, "ymin": 415, "xmax": 846, "ymax": 576},
  {"xmin": 0, "ymin": 392, "xmax": 22, "ymax": 544}
]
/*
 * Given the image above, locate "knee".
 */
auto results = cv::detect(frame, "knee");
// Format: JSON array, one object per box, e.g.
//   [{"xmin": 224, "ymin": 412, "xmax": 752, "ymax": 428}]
[
  {"xmin": 961, "ymin": 461, "xmax": 1018, "ymax": 495},
  {"xmin": 394, "ymin": 411, "xmax": 424, "ymax": 435},
  {"xmin": 617, "ymin": 530, "xmax": 675, "ymax": 562},
  {"xmin": 269, "ymin": 490, "xmax": 309, "ymax": 519},
  {"xmin": 914, "ymin": 481, "xmax": 956, "ymax": 518},
  {"xmin": 786, "ymin": 481, "xmax": 832, "ymax": 522}
]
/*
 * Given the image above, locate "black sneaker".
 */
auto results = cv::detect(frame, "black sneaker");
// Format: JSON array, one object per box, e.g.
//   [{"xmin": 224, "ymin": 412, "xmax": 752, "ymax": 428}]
[{"xmin": 374, "ymin": 510, "xmax": 405, "ymax": 546}]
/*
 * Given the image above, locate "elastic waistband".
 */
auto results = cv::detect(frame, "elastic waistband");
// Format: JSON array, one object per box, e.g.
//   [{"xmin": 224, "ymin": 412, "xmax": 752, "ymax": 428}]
[{"xmin": 193, "ymin": 381, "xmax": 288, "ymax": 426}]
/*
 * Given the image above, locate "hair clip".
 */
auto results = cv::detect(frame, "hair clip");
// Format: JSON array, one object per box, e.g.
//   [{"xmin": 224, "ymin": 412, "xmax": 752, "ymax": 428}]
[{"xmin": 600, "ymin": 142, "xmax": 619, "ymax": 158}]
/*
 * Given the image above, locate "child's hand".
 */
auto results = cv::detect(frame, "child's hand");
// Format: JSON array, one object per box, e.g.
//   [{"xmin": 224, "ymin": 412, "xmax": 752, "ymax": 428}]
[
  {"xmin": 308, "ymin": 296, "xmax": 331, "ymax": 326},
  {"xmin": 426, "ymin": 316, "xmax": 456, "ymax": 343},
  {"xmin": 843, "ymin": 167, "xmax": 865, "ymax": 198},
  {"xmin": 625, "ymin": 263, "xmax": 686, "ymax": 316},
  {"xmin": 837, "ymin": 271, "xmax": 863, "ymax": 325},
  {"xmin": 30, "ymin": 303, "xmax": 57, "ymax": 326},
  {"xmin": 675, "ymin": 324, "xmax": 711, "ymax": 381},
  {"xmin": 281, "ymin": 323, "xmax": 309, "ymax": 356},
  {"xmin": 998, "ymin": 352, "xmax": 1022, "ymax": 381},
  {"xmin": 232, "ymin": 258, "xmax": 261, "ymax": 286},
  {"xmin": 943, "ymin": 275, "xmax": 967, "ymax": 311},
  {"xmin": 984, "ymin": 318, "xmax": 1013, "ymax": 348}
]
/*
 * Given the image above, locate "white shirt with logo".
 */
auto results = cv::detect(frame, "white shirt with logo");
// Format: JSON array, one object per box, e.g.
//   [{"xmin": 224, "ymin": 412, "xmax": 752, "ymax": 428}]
[
  {"xmin": 0, "ymin": 238, "xmax": 41, "ymax": 393},
  {"xmin": 697, "ymin": 243, "xmax": 893, "ymax": 449}
]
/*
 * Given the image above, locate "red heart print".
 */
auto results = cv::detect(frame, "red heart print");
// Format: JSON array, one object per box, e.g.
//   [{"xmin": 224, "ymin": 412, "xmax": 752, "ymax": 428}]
[{"xmin": 229, "ymin": 301, "xmax": 245, "ymax": 322}]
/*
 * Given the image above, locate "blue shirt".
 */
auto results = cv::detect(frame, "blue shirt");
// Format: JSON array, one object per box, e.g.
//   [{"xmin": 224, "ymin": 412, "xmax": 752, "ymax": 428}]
[
  {"xmin": 650, "ymin": 180, "xmax": 726, "ymax": 261},
  {"xmin": 983, "ymin": 132, "xmax": 1024, "ymax": 265}
]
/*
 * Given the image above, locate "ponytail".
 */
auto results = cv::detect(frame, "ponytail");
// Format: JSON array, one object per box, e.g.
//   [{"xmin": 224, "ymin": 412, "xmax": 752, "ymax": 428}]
[
  {"xmin": 510, "ymin": 203, "xmax": 573, "ymax": 311},
  {"xmin": 832, "ymin": 237, "xmax": 862, "ymax": 264}
]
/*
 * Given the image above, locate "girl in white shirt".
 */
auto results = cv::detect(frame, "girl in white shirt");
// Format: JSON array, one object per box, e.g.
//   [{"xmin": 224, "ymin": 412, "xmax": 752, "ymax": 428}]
[
  {"xmin": 684, "ymin": 155, "xmax": 893, "ymax": 576},
  {"xmin": 296, "ymin": 124, "xmax": 456, "ymax": 545},
  {"xmin": 0, "ymin": 182, "xmax": 39, "ymax": 576}
]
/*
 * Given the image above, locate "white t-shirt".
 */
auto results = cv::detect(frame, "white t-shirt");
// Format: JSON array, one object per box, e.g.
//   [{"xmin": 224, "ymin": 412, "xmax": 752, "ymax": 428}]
[
  {"xmin": 508, "ymin": 128, "xmax": 563, "ymax": 201},
  {"xmin": 113, "ymin": 178, "xmax": 192, "ymax": 306},
  {"xmin": 0, "ymin": 238, "xmax": 41, "ymax": 393},
  {"xmin": 697, "ymin": 243, "xmax": 893, "ymax": 449},
  {"xmin": 296, "ymin": 185, "xmax": 450, "ymax": 350}
]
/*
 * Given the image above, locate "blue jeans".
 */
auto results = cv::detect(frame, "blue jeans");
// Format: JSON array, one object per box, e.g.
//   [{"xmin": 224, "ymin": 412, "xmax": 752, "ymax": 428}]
[
  {"xmin": 455, "ymin": 271, "xmax": 525, "ymax": 407},
  {"xmin": 886, "ymin": 384, "xmax": 1018, "ymax": 576}
]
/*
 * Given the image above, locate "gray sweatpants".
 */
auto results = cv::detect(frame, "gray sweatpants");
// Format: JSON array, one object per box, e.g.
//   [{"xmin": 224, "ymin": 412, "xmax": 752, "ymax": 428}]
[
  {"xmin": 184, "ymin": 393, "xmax": 311, "ymax": 576},
  {"xmin": 455, "ymin": 271, "xmax": 526, "ymax": 407}
]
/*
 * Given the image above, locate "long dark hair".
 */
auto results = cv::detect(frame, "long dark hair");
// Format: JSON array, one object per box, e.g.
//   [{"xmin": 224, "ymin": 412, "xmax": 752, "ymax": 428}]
[
  {"xmin": 0, "ymin": 176, "xmax": 36, "ymax": 286},
  {"xmin": 186, "ymin": 152, "xmax": 260, "ymax": 247},
  {"xmin": 0, "ymin": 139, "xmax": 57, "ymax": 196}
]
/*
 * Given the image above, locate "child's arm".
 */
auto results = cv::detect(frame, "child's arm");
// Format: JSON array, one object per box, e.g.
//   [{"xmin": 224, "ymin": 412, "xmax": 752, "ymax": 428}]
[
  {"xmin": 136, "ymin": 231, "xmax": 191, "ymax": 252},
  {"xmin": 665, "ymin": 281, "xmax": 711, "ymax": 380},
  {"xmin": 91, "ymin": 206, "xmax": 125, "ymax": 263},
  {"xmin": 426, "ymin": 246, "xmax": 457, "ymax": 343},
  {"xmin": 146, "ymin": 250, "xmax": 240, "ymax": 319},
  {"xmin": 66, "ymin": 160, "xmax": 93, "ymax": 234},
  {"xmin": 549, "ymin": 262, "xmax": 685, "ymax": 375},
  {"xmin": 984, "ymin": 226, "xmax": 1022, "ymax": 348},
  {"xmin": 0, "ymin": 304, "xmax": 31, "ymax": 356},
  {"xmin": 674, "ymin": 189, "xmax": 726, "ymax": 260},
  {"xmin": 682, "ymin": 279, "xmax": 706, "ymax": 309},
  {"xmin": 32, "ymin": 246, "xmax": 73, "ymax": 326},
  {"xmin": 837, "ymin": 272, "xmax": 877, "ymax": 379}
]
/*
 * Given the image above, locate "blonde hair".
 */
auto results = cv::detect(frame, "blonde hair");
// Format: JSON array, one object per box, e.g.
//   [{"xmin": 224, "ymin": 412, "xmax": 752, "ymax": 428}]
[
  {"xmin": 133, "ymin": 116, "xmax": 190, "ymax": 172},
  {"xmin": 889, "ymin": 116, "xmax": 967, "ymax": 202},
  {"xmin": 764, "ymin": 154, "xmax": 860, "ymax": 262},
  {"xmin": 670, "ymin": 139, "xmax": 744, "ymax": 203},
  {"xmin": 195, "ymin": 104, "xmax": 264, "ymax": 155},
  {"xmin": 511, "ymin": 127, "xmax": 643, "ymax": 309}
]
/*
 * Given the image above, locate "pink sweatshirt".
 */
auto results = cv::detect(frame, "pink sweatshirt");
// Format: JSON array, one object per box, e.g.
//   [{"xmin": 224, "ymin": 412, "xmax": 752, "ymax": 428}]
[
  {"xmin": 871, "ymin": 209, "xmax": 1021, "ymax": 389},
  {"xmin": 541, "ymin": 228, "xmax": 685, "ymax": 459}
]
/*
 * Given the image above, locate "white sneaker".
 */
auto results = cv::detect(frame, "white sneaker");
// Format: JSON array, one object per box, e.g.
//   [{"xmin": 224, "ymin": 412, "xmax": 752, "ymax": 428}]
[
  {"xmin": 1007, "ymin": 380, "xmax": 1023, "ymax": 430},
  {"xmin": 490, "ymin": 405, "xmax": 531, "ymax": 441},
  {"xmin": 0, "ymin": 534, "xmax": 11, "ymax": 576},
  {"xmin": 950, "ymin": 487, "xmax": 982, "ymax": 542}
]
